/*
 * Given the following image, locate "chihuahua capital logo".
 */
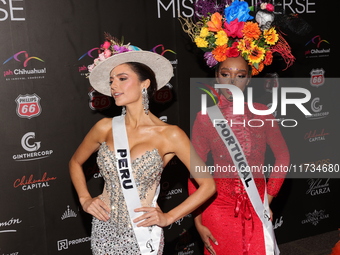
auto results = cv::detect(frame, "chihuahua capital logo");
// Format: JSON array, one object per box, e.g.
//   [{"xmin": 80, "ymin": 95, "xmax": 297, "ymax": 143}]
[
  {"xmin": 3, "ymin": 51, "xmax": 44, "ymax": 67},
  {"xmin": 305, "ymin": 35, "xmax": 330, "ymax": 58},
  {"xmin": 3, "ymin": 51, "xmax": 46, "ymax": 81}
]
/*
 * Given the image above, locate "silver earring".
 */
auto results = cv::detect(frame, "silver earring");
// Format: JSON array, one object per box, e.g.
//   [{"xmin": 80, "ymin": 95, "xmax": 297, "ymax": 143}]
[
  {"xmin": 121, "ymin": 106, "xmax": 126, "ymax": 116},
  {"xmin": 142, "ymin": 87, "xmax": 149, "ymax": 115}
]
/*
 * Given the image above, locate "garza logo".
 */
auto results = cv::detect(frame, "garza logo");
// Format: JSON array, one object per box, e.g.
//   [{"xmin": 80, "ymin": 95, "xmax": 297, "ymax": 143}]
[
  {"xmin": 15, "ymin": 94, "xmax": 42, "ymax": 119},
  {"xmin": 21, "ymin": 132, "xmax": 41, "ymax": 152},
  {"xmin": 3, "ymin": 51, "xmax": 44, "ymax": 67},
  {"xmin": 310, "ymin": 69, "xmax": 325, "ymax": 87}
]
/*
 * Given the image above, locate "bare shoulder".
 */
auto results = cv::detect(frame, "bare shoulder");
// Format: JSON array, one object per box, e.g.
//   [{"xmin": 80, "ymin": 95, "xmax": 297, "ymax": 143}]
[
  {"xmin": 162, "ymin": 124, "xmax": 188, "ymax": 142},
  {"xmin": 87, "ymin": 118, "xmax": 112, "ymax": 142},
  {"xmin": 93, "ymin": 118, "xmax": 112, "ymax": 131}
]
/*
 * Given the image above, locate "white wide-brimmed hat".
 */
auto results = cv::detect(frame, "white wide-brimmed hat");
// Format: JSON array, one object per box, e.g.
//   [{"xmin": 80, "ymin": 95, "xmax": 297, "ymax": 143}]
[{"xmin": 89, "ymin": 50, "xmax": 173, "ymax": 96}]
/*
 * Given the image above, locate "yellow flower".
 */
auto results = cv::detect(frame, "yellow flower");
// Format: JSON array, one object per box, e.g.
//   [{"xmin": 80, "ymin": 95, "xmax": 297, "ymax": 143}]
[
  {"xmin": 215, "ymin": 30, "xmax": 228, "ymax": 46},
  {"xmin": 248, "ymin": 45, "xmax": 266, "ymax": 64},
  {"xmin": 264, "ymin": 27, "xmax": 279, "ymax": 45},
  {"xmin": 237, "ymin": 39, "xmax": 253, "ymax": 55},
  {"xmin": 195, "ymin": 37, "xmax": 208, "ymax": 48},
  {"xmin": 200, "ymin": 27, "xmax": 210, "ymax": 38}
]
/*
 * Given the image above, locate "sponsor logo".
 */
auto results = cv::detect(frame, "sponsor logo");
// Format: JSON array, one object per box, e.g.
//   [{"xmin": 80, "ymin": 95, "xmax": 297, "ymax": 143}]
[
  {"xmin": 159, "ymin": 181, "xmax": 183, "ymax": 200},
  {"xmin": 306, "ymin": 178, "xmax": 331, "ymax": 196},
  {"xmin": 0, "ymin": 0, "xmax": 25, "ymax": 21},
  {"xmin": 168, "ymin": 214, "xmax": 192, "ymax": 230},
  {"xmin": 159, "ymin": 116, "xmax": 167, "ymax": 122},
  {"xmin": 15, "ymin": 94, "xmax": 42, "ymax": 119},
  {"xmin": 3, "ymin": 51, "xmax": 46, "ymax": 81},
  {"xmin": 77, "ymin": 47, "xmax": 100, "ymax": 76},
  {"xmin": 61, "ymin": 205, "xmax": 77, "ymax": 220},
  {"xmin": 310, "ymin": 69, "xmax": 325, "ymax": 87},
  {"xmin": 301, "ymin": 209, "xmax": 329, "ymax": 226},
  {"xmin": 1, "ymin": 251, "xmax": 19, "ymax": 255},
  {"xmin": 154, "ymin": 86, "xmax": 173, "ymax": 103},
  {"xmin": 304, "ymin": 128, "xmax": 329, "ymax": 142},
  {"xmin": 0, "ymin": 217, "xmax": 22, "ymax": 234},
  {"xmin": 301, "ymin": 158, "xmax": 331, "ymax": 171},
  {"xmin": 273, "ymin": 216, "xmax": 283, "ymax": 229},
  {"xmin": 306, "ymin": 97, "xmax": 329, "ymax": 120},
  {"xmin": 88, "ymin": 89, "xmax": 111, "ymax": 110},
  {"xmin": 13, "ymin": 172, "xmax": 57, "ymax": 191},
  {"xmin": 12, "ymin": 132, "xmax": 53, "ymax": 161},
  {"xmin": 57, "ymin": 237, "xmax": 91, "ymax": 251},
  {"xmin": 305, "ymin": 35, "xmax": 330, "ymax": 58},
  {"xmin": 157, "ymin": 0, "xmax": 316, "ymax": 18}
]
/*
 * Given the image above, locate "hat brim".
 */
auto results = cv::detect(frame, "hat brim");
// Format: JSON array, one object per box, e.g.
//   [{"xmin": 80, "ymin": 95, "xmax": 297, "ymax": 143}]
[{"xmin": 89, "ymin": 51, "xmax": 173, "ymax": 96}]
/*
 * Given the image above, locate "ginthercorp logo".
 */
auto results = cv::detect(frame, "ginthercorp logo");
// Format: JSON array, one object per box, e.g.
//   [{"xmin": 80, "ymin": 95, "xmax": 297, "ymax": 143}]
[
  {"xmin": 12, "ymin": 132, "xmax": 53, "ymax": 161},
  {"xmin": 57, "ymin": 237, "xmax": 91, "ymax": 251},
  {"xmin": 305, "ymin": 35, "xmax": 330, "ymax": 58},
  {"xmin": 3, "ymin": 51, "xmax": 46, "ymax": 81},
  {"xmin": 306, "ymin": 97, "xmax": 329, "ymax": 120},
  {"xmin": 15, "ymin": 94, "xmax": 42, "ymax": 119}
]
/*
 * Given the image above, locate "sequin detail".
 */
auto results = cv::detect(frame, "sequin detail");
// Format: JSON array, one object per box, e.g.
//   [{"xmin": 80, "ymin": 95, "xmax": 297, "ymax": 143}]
[{"xmin": 91, "ymin": 142, "xmax": 164, "ymax": 255}]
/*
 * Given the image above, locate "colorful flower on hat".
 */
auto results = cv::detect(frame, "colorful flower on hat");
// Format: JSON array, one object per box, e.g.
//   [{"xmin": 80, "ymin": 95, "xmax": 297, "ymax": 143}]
[{"xmin": 87, "ymin": 33, "xmax": 131, "ymax": 75}]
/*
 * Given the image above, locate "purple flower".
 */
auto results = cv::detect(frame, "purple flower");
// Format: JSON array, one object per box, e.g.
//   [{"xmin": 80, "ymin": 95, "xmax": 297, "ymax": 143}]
[
  {"xmin": 204, "ymin": 52, "xmax": 218, "ymax": 67},
  {"xmin": 113, "ymin": 45, "xmax": 130, "ymax": 54}
]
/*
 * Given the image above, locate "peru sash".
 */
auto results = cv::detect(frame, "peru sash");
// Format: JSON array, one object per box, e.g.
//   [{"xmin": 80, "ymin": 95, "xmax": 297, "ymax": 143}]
[
  {"xmin": 207, "ymin": 105, "xmax": 279, "ymax": 255},
  {"xmin": 112, "ymin": 116, "xmax": 161, "ymax": 254}
]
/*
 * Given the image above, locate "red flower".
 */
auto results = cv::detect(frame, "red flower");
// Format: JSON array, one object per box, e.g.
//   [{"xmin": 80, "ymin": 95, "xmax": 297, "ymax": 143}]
[
  {"xmin": 101, "ymin": 41, "xmax": 111, "ymax": 49},
  {"xmin": 226, "ymin": 42, "xmax": 240, "ymax": 57},
  {"xmin": 263, "ymin": 51, "xmax": 273, "ymax": 65},
  {"xmin": 223, "ymin": 19, "xmax": 244, "ymax": 38}
]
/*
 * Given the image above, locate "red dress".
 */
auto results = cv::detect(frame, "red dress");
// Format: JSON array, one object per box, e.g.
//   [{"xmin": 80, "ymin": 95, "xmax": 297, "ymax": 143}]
[{"xmin": 189, "ymin": 97, "xmax": 289, "ymax": 255}]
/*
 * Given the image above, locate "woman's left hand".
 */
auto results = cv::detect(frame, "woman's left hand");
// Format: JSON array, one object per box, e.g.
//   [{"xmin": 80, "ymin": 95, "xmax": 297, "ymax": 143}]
[{"xmin": 133, "ymin": 207, "xmax": 170, "ymax": 227}]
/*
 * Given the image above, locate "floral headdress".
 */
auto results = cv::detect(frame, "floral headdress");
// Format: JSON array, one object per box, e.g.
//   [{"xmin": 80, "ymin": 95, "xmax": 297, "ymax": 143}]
[{"xmin": 180, "ymin": 0, "xmax": 295, "ymax": 75}]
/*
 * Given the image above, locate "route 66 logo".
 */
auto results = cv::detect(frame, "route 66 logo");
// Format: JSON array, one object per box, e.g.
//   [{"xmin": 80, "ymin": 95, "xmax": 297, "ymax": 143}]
[
  {"xmin": 15, "ymin": 94, "xmax": 42, "ymax": 119},
  {"xmin": 310, "ymin": 69, "xmax": 325, "ymax": 87}
]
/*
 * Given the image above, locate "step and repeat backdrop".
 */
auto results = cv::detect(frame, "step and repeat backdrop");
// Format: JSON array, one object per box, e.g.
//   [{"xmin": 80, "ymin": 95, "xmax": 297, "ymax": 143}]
[{"xmin": 0, "ymin": 0, "xmax": 339, "ymax": 254}]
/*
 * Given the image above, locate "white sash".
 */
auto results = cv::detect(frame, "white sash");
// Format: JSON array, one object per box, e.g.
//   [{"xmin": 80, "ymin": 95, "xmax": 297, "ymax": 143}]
[
  {"xmin": 207, "ymin": 105, "xmax": 279, "ymax": 255},
  {"xmin": 112, "ymin": 116, "xmax": 162, "ymax": 254}
]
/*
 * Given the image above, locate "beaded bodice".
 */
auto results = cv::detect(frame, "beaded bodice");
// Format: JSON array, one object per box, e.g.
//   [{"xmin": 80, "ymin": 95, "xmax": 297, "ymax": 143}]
[
  {"xmin": 97, "ymin": 142, "xmax": 163, "ymax": 220},
  {"xmin": 91, "ymin": 142, "xmax": 164, "ymax": 254}
]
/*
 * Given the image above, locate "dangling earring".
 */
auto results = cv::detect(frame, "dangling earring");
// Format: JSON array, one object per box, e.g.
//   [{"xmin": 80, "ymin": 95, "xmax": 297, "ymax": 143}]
[
  {"xmin": 121, "ymin": 106, "xmax": 126, "ymax": 116},
  {"xmin": 142, "ymin": 87, "xmax": 149, "ymax": 115}
]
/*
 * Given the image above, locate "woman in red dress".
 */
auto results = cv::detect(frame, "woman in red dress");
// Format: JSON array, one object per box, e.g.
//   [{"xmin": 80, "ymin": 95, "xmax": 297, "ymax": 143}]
[
  {"xmin": 182, "ymin": 1, "xmax": 294, "ymax": 254},
  {"xmin": 189, "ymin": 55, "xmax": 289, "ymax": 255}
]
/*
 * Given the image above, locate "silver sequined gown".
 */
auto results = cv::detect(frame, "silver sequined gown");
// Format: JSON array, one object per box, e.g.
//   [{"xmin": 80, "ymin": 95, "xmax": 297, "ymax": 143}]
[{"xmin": 91, "ymin": 142, "xmax": 164, "ymax": 255}]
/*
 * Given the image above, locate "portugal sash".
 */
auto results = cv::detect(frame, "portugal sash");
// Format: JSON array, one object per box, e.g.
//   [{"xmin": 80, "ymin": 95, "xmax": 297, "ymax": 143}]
[{"xmin": 207, "ymin": 105, "xmax": 279, "ymax": 255}]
